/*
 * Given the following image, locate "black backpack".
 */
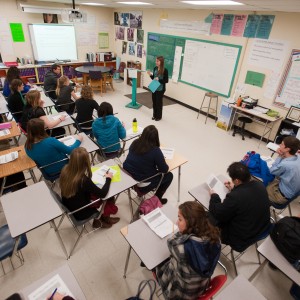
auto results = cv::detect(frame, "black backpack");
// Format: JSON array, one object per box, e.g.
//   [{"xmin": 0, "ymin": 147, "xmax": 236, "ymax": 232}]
[{"xmin": 270, "ymin": 216, "xmax": 300, "ymax": 266}]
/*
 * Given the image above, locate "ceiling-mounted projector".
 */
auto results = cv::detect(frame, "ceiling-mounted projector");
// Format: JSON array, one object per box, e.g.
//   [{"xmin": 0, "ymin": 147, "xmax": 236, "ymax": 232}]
[{"xmin": 69, "ymin": 10, "xmax": 82, "ymax": 19}]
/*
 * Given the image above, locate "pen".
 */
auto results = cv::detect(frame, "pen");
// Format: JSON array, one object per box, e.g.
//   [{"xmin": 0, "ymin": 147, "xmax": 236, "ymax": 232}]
[
  {"xmin": 103, "ymin": 168, "xmax": 110, "ymax": 177},
  {"xmin": 49, "ymin": 288, "xmax": 57, "ymax": 300}
]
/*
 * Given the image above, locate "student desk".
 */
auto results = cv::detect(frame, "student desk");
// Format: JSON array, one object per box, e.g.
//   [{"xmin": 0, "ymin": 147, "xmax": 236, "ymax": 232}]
[
  {"xmin": 120, "ymin": 203, "xmax": 177, "ymax": 277},
  {"xmin": 188, "ymin": 175, "xmax": 227, "ymax": 210},
  {"xmin": 230, "ymin": 105, "xmax": 282, "ymax": 147},
  {"xmin": 42, "ymin": 96, "xmax": 56, "ymax": 114},
  {"xmin": 47, "ymin": 112, "xmax": 75, "ymax": 135},
  {"xmin": 20, "ymin": 264, "xmax": 86, "ymax": 299},
  {"xmin": 215, "ymin": 274, "xmax": 266, "ymax": 300},
  {"xmin": 165, "ymin": 151, "xmax": 188, "ymax": 203},
  {"xmin": 249, "ymin": 236, "xmax": 300, "ymax": 286},
  {"xmin": 75, "ymin": 66, "xmax": 111, "ymax": 85},
  {"xmin": 1, "ymin": 181, "xmax": 68, "ymax": 259},
  {"xmin": 0, "ymin": 98, "xmax": 9, "ymax": 120},
  {"xmin": 0, "ymin": 121, "xmax": 21, "ymax": 146},
  {"xmin": 0, "ymin": 145, "xmax": 37, "ymax": 196}
]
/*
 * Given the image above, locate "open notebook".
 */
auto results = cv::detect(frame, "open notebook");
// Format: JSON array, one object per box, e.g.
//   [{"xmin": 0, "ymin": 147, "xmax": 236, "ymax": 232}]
[{"xmin": 206, "ymin": 174, "xmax": 228, "ymax": 201}]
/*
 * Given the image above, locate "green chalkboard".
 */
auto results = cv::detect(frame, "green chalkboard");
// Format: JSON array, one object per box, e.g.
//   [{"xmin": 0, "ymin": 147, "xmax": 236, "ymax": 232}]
[{"xmin": 146, "ymin": 32, "xmax": 242, "ymax": 97}]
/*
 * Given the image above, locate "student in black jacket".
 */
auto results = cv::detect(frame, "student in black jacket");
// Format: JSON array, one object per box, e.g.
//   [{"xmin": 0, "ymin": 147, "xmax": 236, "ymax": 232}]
[
  {"xmin": 147, "ymin": 56, "xmax": 168, "ymax": 121},
  {"xmin": 209, "ymin": 162, "xmax": 270, "ymax": 251},
  {"xmin": 7, "ymin": 79, "xmax": 26, "ymax": 122},
  {"xmin": 43, "ymin": 64, "xmax": 61, "ymax": 99}
]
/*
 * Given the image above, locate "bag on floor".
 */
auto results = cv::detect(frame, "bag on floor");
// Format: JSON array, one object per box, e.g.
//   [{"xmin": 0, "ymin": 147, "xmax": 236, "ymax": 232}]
[
  {"xmin": 270, "ymin": 216, "xmax": 300, "ymax": 270},
  {"xmin": 126, "ymin": 279, "xmax": 156, "ymax": 300},
  {"xmin": 139, "ymin": 195, "xmax": 162, "ymax": 215}
]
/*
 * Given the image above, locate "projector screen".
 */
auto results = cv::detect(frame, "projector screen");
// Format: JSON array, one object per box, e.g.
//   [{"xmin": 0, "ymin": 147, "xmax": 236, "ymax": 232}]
[{"xmin": 28, "ymin": 24, "xmax": 77, "ymax": 62}]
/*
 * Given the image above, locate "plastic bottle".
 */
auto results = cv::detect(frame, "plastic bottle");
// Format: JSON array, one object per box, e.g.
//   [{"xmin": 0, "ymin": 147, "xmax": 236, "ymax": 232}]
[
  {"xmin": 236, "ymin": 95, "xmax": 242, "ymax": 107},
  {"xmin": 132, "ymin": 118, "xmax": 138, "ymax": 133}
]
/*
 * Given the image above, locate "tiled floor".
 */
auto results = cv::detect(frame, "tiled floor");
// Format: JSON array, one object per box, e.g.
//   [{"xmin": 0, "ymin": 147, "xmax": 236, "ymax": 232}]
[{"xmin": 1, "ymin": 81, "xmax": 299, "ymax": 299}]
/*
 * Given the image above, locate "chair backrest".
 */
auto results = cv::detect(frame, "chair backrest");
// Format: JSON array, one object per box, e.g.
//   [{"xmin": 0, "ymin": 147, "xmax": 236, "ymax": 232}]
[
  {"xmin": 17, "ymin": 122, "xmax": 27, "ymax": 135},
  {"xmin": 89, "ymin": 70, "xmax": 102, "ymax": 80},
  {"xmin": 37, "ymin": 157, "xmax": 69, "ymax": 182},
  {"xmin": 83, "ymin": 62, "xmax": 94, "ymax": 66},
  {"xmin": 198, "ymin": 274, "xmax": 227, "ymax": 300},
  {"xmin": 118, "ymin": 62, "xmax": 126, "ymax": 73}
]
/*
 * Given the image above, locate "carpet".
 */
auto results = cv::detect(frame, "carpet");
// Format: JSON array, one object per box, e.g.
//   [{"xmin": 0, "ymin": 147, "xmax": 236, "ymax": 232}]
[{"xmin": 124, "ymin": 92, "xmax": 176, "ymax": 109}]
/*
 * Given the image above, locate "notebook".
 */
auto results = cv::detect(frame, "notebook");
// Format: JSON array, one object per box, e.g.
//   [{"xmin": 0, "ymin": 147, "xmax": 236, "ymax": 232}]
[{"xmin": 206, "ymin": 174, "xmax": 228, "ymax": 201}]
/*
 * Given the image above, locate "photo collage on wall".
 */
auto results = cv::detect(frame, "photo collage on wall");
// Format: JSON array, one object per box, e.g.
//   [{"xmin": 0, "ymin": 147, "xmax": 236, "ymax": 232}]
[{"xmin": 114, "ymin": 11, "xmax": 144, "ymax": 58}]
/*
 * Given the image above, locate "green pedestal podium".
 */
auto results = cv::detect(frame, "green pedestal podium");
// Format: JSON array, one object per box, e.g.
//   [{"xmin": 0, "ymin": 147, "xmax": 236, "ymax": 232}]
[{"xmin": 125, "ymin": 75, "xmax": 142, "ymax": 109}]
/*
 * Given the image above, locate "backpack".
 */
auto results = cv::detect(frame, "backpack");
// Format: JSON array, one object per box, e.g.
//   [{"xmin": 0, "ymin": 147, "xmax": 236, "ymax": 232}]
[
  {"xmin": 139, "ymin": 195, "xmax": 162, "ymax": 215},
  {"xmin": 270, "ymin": 216, "xmax": 300, "ymax": 268},
  {"xmin": 126, "ymin": 279, "xmax": 156, "ymax": 300}
]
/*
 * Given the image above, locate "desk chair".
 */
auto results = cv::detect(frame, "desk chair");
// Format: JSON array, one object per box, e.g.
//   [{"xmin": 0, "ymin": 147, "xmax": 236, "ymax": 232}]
[
  {"xmin": 270, "ymin": 193, "xmax": 299, "ymax": 221},
  {"xmin": 52, "ymin": 191, "xmax": 105, "ymax": 259},
  {"xmin": 83, "ymin": 62, "xmax": 94, "ymax": 66},
  {"xmin": 104, "ymin": 67, "xmax": 115, "ymax": 92},
  {"xmin": 221, "ymin": 222, "xmax": 273, "ymax": 277},
  {"xmin": 0, "ymin": 224, "xmax": 28, "ymax": 275},
  {"xmin": 232, "ymin": 116, "xmax": 253, "ymax": 140},
  {"xmin": 69, "ymin": 66, "xmax": 83, "ymax": 86},
  {"xmin": 197, "ymin": 92, "xmax": 219, "ymax": 124},
  {"xmin": 89, "ymin": 71, "xmax": 104, "ymax": 96}
]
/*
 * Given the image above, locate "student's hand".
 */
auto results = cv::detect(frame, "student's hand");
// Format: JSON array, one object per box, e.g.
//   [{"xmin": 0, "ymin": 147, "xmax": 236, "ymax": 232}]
[
  {"xmin": 224, "ymin": 181, "xmax": 233, "ymax": 191},
  {"xmin": 46, "ymin": 292, "xmax": 65, "ymax": 300},
  {"xmin": 147, "ymin": 70, "xmax": 151, "ymax": 76},
  {"xmin": 209, "ymin": 189, "xmax": 215, "ymax": 195},
  {"xmin": 59, "ymin": 115, "xmax": 66, "ymax": 122},
  {"xmin": 105, "ymin": 172, "xmax": 113, "ymax": 179},
  {"xmin": 76, "ymin": 134, "xmax": 83, "ymax": 142}
]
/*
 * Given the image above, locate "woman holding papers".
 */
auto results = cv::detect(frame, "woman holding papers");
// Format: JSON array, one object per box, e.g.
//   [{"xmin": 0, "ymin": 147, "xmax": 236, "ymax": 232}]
[
  {"xmin": 60, "ymin": 148, "xmax": 119, "ymax": 229},
  {"xmin": 123, "ymin": 125, "xmax": 173, "ymax": 205},
  {"xmin": 156, "ymin": 201, "xmax": 221, "ymax": 300},
  {"xmin": 147, "ymin": 56, "xmax": 168, "ymax": 121},
  {"xmin": 25, "ymin": 118, "xmax": 82, "ymax": 176},
  {"xmin": 20, "ymin": 90, "xmax": 66, "ymax": 137},
  {"xmin": 92, "ymin": 102, "xmax": 126, "ymax": 158}
]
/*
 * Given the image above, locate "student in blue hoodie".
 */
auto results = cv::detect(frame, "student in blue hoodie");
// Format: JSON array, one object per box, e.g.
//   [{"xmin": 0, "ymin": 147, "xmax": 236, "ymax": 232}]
[
  {"xmin": 156, "ymin": 201, "xmax": 221, "ymax": 300},
  {"xmin": 92, "ymin": 102, "xmax": 126, "ymax": 158}
]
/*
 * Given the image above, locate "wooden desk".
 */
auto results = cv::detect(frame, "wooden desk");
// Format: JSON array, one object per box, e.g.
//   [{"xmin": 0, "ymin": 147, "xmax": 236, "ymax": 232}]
[
  {"xmin": 215, "ymin": 275, "xmax": 266, "ymax": 300},
  {"xmin": 249, "ymin": 236, "xmax": 300, "ymax": 286},
  {"xmin": 1, "ymin": 181, "xmax": 68, "ymax": 259},
  {"xmin": 0, "ymin": 145, "xmax": 37, "ymax": 195},
  {"xmin": 188, "ymin": 175, "xmax": 227, "ymax": 210},
  {"xmin": 0, "ymin": 121, "xmax": 21, "ymax": 146},
  {"xmin": 165, "ymin": 151, "xmax": 188, "ymax": 203},
  {"xmin": 230, "ymin": 105, "xmax": 282, "ymax": 147},
  {"xmin": 120, "ymin": 203, "xmax": 177, "ymax": 277},
  {"xmin": 20, "ymin": 264, "xmax": 86, "ymax": 299}
]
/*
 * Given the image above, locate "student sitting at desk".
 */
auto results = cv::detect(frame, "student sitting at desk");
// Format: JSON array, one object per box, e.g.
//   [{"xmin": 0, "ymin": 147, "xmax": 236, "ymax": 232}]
[
  {"xmin": 209, "ymin": 162, "xmax": 270, "ymax": 252},
  {"xmin": 156, "ymin": 201, "xmax": 221, "ymax": 300},
  {"xmin": 56, "ymin": 75, "xmax": 78, "ymax": 114},
  {"xmin": 7, "ymin": 79, "xmax": 26, "ymax": 122},
  {"xmin": 20, "ymin": 90, "xmax": 65, "ymax": 137},
  {"xmin": 43, "ymin": 64, "xmax": 61, "ymax": 99},
  {"xmin": 123, "ymin": 125, "xmax": 173, "ymax": 205},
  {"xmin": 25, "ymin": 118, "xmax": 82, "ymax": 176},
  {"xmin": 92, "ymin": 102, "xmax": 126, "ymax": 158},
  {"xmin": 75, "ymin": 85, "xmax": 99, "ymax": 134},
  {"xmin": 267, "ymin": 136, "xmax": 300, "ymax": 204},
  {"xmin": 60, "ymin": 147, "xmax": 119, "ymax": 229},
  {"xmin": 3, "ymin": 66, "xmax": 31, "ymax": 98}
]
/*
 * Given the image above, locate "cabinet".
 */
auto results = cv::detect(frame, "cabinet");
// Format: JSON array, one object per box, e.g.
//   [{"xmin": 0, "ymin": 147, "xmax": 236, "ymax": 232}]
[
  {"xmin": 274, "ymin": 118, "xmax": 299, "ymax": 144},
  {"xmin": 127, "ymin": 61, "xmax": 141, "ymax": 88}
]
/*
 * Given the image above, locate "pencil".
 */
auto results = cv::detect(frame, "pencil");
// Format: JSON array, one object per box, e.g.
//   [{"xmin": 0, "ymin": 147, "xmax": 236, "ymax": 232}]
[{"xmin": 49, "ymin": 288, "xmax": 57, "ymax": 300}]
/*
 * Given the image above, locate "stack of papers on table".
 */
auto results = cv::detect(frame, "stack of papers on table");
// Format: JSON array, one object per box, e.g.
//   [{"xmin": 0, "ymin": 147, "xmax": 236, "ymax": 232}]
[
  {"xmin": 142, "ymin": 207, "xmax": 177, "ymax": 239},
  {"xmin": 28, "ymin": 274, "xmax": 74, "ymax": 300},
  {"xmin": 0, "ymin": 129, "xmax": 10, "ymax": 137},
  {"xmin": 0, "ymin": 151, "xmax": 18, "ymax": 164},
  {"xmin": 91, "ymin": 165, "xmax": 120, "ymax": 187},
  {"xmin": 58, "ymin": 136, "xmax": 76, "ymax": 146},
  {"xmin": 161, "ymin": 147, "xmax": 175, "ymax": 160}
]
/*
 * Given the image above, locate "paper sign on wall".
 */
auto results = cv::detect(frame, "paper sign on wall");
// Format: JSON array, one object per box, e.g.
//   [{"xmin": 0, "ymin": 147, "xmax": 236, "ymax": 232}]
[{"xmin": 10, "ymin": 23, "xmax": 25, "ymax": 42}]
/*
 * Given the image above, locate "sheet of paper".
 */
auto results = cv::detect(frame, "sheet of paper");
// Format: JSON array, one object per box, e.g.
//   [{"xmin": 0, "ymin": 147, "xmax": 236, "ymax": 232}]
[
  {"xmin": 52, "ymin": 113, "xmax": 69, "ymax": 121},
  {"xmin": 91, "ymin": 165, "xmax": 117, "ymax": 186},
  {"xmin": 267, "ymin": 142, "xmax": 279, "ymax": 152},
  {"xmin": 206, "ymin": 174, "xmax": 228, "ymax": 201},
  {"xmin": 292, "ymin": 122, "xmax": 300, "ymax": 127},
  {"xmin": 128, "ymin": 68, "xmax": 137, "ymax": 78},
  {"xmin": 261, "ymin": 156, "xmax": 275, "ymax": 168},
  {"xmin": 58, "ymin": 136, "xmax": 76, "ymax": 146},
  {"xmin": 126, "ymin": 126, "xmax": 143, "ymax": 137},
  {"xmin": 142, "ymin": 208, "xmax": 178, "ymax": 239},
  {"xmin": 160, "ymin": 147, "xmax": 175, "ymax": 160},
  {"xmin": 0, "ymin": 151, "xmax": 18, "ymax": 164},
  {"xmin": 0, "ymin": 129, "xmax": 10, "ymax": 136},
  {"xmin": 28, "ymin": 274, "xmax": 74, "ymax": 300}
]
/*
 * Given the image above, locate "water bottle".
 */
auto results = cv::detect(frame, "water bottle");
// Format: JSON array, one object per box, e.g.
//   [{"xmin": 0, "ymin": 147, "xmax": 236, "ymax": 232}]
[
  {"xmin": 132, "ymin": 118, "xmax": 138, "ymax": 133},
  {"xmin": 236, "ymin": 95, "xmax": 242, "ymax": 107}
]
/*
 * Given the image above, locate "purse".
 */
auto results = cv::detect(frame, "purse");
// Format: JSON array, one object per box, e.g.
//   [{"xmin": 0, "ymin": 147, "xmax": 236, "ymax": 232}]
[
  {"xmin": 139, "ymin": 195, "xmax": 162, "ymax": 215},
  {"xmin": 126, "ymin": 279, "xmax": 156, "ymax": 300}
]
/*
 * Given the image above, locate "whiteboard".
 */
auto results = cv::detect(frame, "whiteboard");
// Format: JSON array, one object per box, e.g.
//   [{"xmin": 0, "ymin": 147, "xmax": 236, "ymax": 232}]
[
  {"xmin": 180, "ymin": 39, "xmax": 241, "ymax": 97},
  {"xmin": 28, "ymin": 24, "xmax": 77, "ymax": 63}
]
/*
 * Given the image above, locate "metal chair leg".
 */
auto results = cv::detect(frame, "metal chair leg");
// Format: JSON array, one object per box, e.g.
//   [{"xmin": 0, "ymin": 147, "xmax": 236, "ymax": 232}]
[
  {"xmin": 69, "ymin": 225, "xmax": 86, "ymax": 258},
  {"xmin": 230, "ymin": 249, "xmax": 238, "ymax": 277},
  {"xmin": 255, "ymin": 242, "xmax": 261, "ymax": 264},
  {"xmin": 197, "ymin": 95, "xmax": 206, "ymax": 119},
  {"xmin": 123, "ymin": 245, "xmax": 132, "ymax": 278}
]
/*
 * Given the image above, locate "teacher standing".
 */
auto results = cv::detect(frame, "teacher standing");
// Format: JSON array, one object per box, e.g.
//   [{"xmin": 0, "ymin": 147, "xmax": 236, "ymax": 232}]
[{"xmin": 147, "ymin": 56, "xmax": 169, "ymax": 121}]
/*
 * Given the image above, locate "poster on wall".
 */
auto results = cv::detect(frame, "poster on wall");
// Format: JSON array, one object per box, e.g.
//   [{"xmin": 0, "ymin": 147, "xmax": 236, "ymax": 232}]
[
  {"xmin": 127, "ymin": 28, "xmax": 134, "ymax": 41},
  {"xmin": 99, "ymin": 32, "xmax": 109, "ymax": 49},
  {"xmin": 137, "ymin": 44, "xmax": 143, "ymax": 58},
  {"xmin": 129, "ymin": 42, "xmax": 135, "ymax": 55},
  {"xmin": 115, "ymin": 26, "xmax": 124, "ymax": 40},
  {"xmin": 210, "ymin": 14, "xmax": 224, "ymax": 35},
  {"xmin": 114, "ymin": 12, "xmax": 121, "ymax": 25},
  {"xmin": 120, "ymin": 13, "xmax": 129, "ymax": 27},
  {"xmin": 130, "ymin": 11, "xmax": 142, "ymax": 29},
  {"xmin": 43, "ymin": 14, "xmax": 58, "ymax": 23},
  {"xmin": 122, "ymin": 41, "xmax": 127, "ymax": 54},
  {"xmin": 137, "ymin": 29, "xmax": 144, "ymax": 44}
]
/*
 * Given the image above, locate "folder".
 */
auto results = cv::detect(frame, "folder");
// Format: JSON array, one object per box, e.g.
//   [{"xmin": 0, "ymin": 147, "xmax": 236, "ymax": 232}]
[{"xmin": 148, "ymin": 80, "xmax": 160, "ymax": 93}]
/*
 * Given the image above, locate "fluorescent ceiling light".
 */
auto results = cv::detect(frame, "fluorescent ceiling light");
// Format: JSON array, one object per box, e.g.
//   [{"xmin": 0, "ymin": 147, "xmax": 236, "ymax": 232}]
[
  {"xmin": 80, "ymin": 2, "xmax": 105, "ymax": 5},
  {"xmin": 181, "ymin": 1, "xmax": 243, "ymax": 5},
  {"xmin": 117, "ymin": 2, "xmax": 153, "ymax": 5}
]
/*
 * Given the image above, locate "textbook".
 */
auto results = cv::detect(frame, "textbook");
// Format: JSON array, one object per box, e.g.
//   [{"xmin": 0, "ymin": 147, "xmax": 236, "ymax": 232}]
[
  {"xmin": 206, "ymin": 174, "xmax": 228, "ymax": 201},
  {"xmin": 142, "ymin": 207, "xmax": 178, "ymax": 239},
  {"xmin": 148, "ymin": 80, "xmax": 160, "ymax": 93}
]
